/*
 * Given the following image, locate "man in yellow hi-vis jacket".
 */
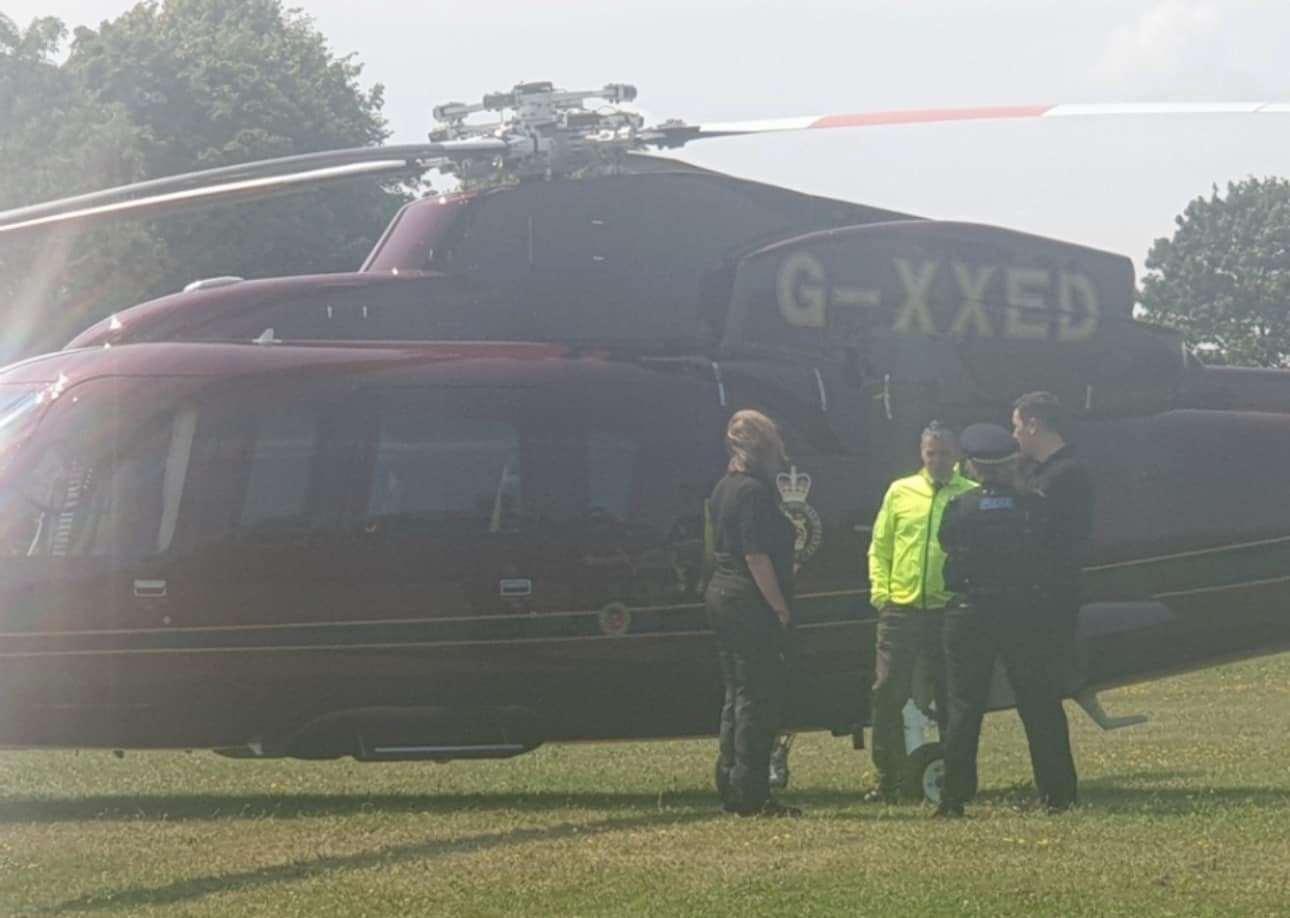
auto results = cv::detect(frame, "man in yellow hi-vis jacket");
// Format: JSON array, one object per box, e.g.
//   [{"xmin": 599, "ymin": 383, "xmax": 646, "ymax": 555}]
[{"xmin": 866, "ymin": 422, "xmax": 976, "ymax": 801}]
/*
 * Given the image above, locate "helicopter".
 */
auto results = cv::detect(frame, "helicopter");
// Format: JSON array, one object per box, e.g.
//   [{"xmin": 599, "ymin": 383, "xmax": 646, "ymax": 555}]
[{"xmin": 2, "ymin": 81, "xmax": 1290, "ymax": 800}]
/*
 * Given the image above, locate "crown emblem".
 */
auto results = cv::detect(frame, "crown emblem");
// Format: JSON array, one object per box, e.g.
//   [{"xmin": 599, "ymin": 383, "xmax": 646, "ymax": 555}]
[{"xmin": 776, "ymin": 465, "xmax": 812, "ymax": 503}]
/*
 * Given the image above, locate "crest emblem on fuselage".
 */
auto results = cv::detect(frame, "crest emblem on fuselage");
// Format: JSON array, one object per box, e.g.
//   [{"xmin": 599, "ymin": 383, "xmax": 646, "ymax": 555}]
[
  {"xmin": 598, "ymin": 602, "xmax": 632, "ymax": 637},
  {"xmin": 776, "ymin": 465, "xmax": 824, "ymax": 568}
]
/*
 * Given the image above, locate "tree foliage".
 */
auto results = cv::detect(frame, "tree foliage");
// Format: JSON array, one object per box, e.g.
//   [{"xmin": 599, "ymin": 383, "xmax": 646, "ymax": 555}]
[
  {"xmin": 1139, "ymin": 177, "xmax": 1290, "ymax": 368},
  {"xmin": 0, "ymin": 1, "xmax": 407, "ymax": 360}
]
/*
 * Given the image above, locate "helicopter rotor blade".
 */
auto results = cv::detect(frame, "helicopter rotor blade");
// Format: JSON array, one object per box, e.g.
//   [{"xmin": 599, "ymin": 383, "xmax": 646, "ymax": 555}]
[
  {"xmin": 0, "ymin": 139, "xmax": 508, "ymax": 236},
  {"xmin": 0, "ymin": 160, "xmax": 421, "ymax": 237},
  {"xmin": 650, "ymin": 101, "xmax": 1290, "ymax": 146}
]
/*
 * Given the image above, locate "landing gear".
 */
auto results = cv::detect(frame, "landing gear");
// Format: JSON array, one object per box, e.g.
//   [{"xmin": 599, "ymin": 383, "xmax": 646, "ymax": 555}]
[
  {"xmin": 901, "ymin": 698, "xmax": 944, "ymax": 804},
  {"xmin": 769, "ymin": 733, "xmax": 794, "ymax": 790},
  {"xmin": 904, "ymin": 741, "xmax": 945, "ymax": 805}
]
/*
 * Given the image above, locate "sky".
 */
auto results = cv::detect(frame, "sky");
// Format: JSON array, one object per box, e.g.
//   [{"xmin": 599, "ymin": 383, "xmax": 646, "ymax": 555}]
[{"xmin": 6, "ymin": 0, "xmax": 1290, "ymax": 278}]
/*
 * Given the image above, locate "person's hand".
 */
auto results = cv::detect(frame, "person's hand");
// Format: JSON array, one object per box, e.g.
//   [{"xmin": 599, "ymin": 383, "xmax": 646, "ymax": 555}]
[
  {"xmin": 773, "ymin": 607, "xmax": 792, "ymax": 629},
  {"xmin": 778, "ymin": 615, "xmax": 800, "ymax": 664}
]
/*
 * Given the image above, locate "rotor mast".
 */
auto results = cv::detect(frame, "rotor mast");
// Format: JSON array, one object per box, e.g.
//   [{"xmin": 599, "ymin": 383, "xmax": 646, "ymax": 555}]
[{"xmin": 429, "ymin": 81, "xmax": 651, "ymax": 180}]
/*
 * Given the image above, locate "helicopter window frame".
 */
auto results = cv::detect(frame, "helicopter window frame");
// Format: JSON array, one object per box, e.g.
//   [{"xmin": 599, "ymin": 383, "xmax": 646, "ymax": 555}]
[
  {"xmin": 357, "ymin": 387, "xmax": 527, "ymax": 537},
  {"xmin": 0, "ymin": 384, "xmax": 55, "ymax": 559},
  {"xmin": 236, "ymin": 403, "xmax": 331, "ymax": 538},
  {"xmin": 173, "ymin": 392, "xmax": 343, "ymax": 550},
  {"xmin": 350, "ymin": 385, "xmax": 652, "ymax": 539},
  {"xmin": 0, "ymin": 385, "xmax": 199, "ymax": 563},
  {"xmin": 0, "ymin": 384, "xmax": 46, "ymax": 476}
]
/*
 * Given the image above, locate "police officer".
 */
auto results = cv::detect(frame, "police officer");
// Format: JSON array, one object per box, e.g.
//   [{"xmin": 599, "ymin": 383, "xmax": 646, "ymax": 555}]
[
  {"xmin": 935, "ymin": 423, "xmax": 1078, "ymax": 817},
  {"xmin": 705, "ymin": 409, "xmax": 801, "ymax": 817}
]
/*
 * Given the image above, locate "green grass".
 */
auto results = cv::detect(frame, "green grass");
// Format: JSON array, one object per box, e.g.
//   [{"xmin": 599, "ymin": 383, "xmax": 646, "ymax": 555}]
[{"xmin": 3, "ymin": 656, "xmax": 1290, "ymax": 917}]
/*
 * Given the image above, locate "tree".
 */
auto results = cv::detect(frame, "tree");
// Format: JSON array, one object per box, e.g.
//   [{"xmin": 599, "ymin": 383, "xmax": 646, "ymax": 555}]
[
  {"xmin": 1, "ymin": 13, "xmax": 153, "ymax": 357},
  {"xmin": 0, "ymin": 1, "xmax": 408, "ymax": 361},
  {"xmin": 1139, "ymin": 177, "xmax": 1290, "ymax": 368}
]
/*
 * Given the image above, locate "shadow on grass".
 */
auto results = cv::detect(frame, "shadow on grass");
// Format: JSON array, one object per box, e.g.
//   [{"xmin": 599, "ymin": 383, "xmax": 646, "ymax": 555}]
[
  {"xmin": 1074, "ymin": 769, "xmax": 1290, "ymax": 813},
  {"xmin": 39, "ymin": 809, "xmax": 718, "ymax": 914},
  {"xmin": 1080, "ymin": 785, "xmax": 1290, "ymax": 813},
  {"xmin": 0, "ymin": 788, "xmax": 877, "ymax": 824},
  {"xmin": 959, "ymin": 770, "xmax": 1290, "ymax": 815},
  {"xmin": 6, "ymin": 771, "xmax": 1288, "ymax": 825},
  {"xmin": 1079, "ymin": 768, "xmax": 1204, "ymax": 786}
]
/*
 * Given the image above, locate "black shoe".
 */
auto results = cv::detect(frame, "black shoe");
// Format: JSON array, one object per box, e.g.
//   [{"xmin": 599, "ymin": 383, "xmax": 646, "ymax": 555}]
[
  {"xmin": 759, "ymin": 799, "xmax": 803, "ymax": 818},
  {"xmin": 932, "ymin": 803, "xmax": 965, "ymax": 819},
  {"xmin": 738, "ymin": 798, "xmax": 803, "ymax": 818}
]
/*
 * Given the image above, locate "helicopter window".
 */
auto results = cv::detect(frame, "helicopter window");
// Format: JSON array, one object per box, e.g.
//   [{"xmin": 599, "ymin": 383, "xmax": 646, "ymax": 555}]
[
  {"xmin": 84, "ymin": 405, "xmax": 197, "ymax": 557},
  {"xmin": 356, "ymin": 390, "xmax": 651, "ymax": 535},
  {"xmin": 364, "ymin": 402, "xmax": 522, "ymax": 534},
  {"xmin": 520, "ymin": 427, "xmax": 640, "ymax": 525},
  {"xmin": 174, "ymin": 397, "xmax": 334, "ymax": 546},
  {"xmin": 237, "ymin": 406, "xmax": 325, "ymax": 533},
  {"xmin": 533, "ymin": 429, "xmax": 640, "ymax": 520},
  {"xmin": 0, "ymin": 386, "xmax": 49, "ymax": 555},
  {"xmin": 587, "ymin": 432, "xmax": 638, "ymax": 519},
  {"xmin": 0, "ymin": 385, "xmax": 44, "ymax": 478},
  {"xmin": 0, "ymin": 403, "xmax": 193, "ymax": 561}
]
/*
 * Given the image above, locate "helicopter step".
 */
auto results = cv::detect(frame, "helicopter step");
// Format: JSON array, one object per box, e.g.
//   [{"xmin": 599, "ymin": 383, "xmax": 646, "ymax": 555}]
[
  {"xmin": 355, "ymin": 741, "xmax": 532, "ymax": 763},
  {"xmin": 227, "ymin": 706, "xmax": 545, "ymax": 762}
]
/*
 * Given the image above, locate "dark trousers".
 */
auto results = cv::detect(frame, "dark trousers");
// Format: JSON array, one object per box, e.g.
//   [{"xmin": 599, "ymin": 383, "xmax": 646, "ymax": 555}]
[
  {"xmin": 706, "ymin": 573, "xmax": 787, "ymax": 812},
  {"xmin": 1051, "ymin": 590, "xmax": 1084, "ymax": 694},
  {"xmin": 871, "ymin": 606, "xmax": 948, "ymax": 795},
  {"xmin": 942, "ymin": 599, "xmax": 1078, "ymax": 810}
]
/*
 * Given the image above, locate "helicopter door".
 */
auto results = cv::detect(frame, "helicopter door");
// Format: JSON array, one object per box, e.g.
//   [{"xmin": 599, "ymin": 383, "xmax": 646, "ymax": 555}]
[
  {"xmin": 337, "ymin": 384, "xmax": 688, "ymax": 622},
  {"xmin": 341, "ymin": 386, "xmax": 527, "ymax": 620},
  {"xmin": 477, "ymin": 370, "xmax": 729, "ymax": 738},
  {"xmin": 158, "ymin": 384, "xmax": 360, "ymax": 630}
]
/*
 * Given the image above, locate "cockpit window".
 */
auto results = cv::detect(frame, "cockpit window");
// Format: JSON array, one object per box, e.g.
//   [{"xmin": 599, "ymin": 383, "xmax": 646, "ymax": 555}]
[
  {"xmin": 0, "ymin": 385, "xmax": 44, "ymax": 478},
  {"xmin": 0, "ymin": 385, "xmax": 49, "ymax": 557},
  {"xmin": 0, "ymin": 382, "xmax": 197, "ymax": 561}
]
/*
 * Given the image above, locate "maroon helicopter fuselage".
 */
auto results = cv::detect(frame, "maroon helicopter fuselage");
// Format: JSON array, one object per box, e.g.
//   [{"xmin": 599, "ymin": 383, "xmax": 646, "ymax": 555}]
[
  {"xmin": 3, "ymin": 338, "xmax": 1290, "ymax": 759},
  {"xmin": 4, "ymin": 173, "xmax": 1290, "ymax": 760}
]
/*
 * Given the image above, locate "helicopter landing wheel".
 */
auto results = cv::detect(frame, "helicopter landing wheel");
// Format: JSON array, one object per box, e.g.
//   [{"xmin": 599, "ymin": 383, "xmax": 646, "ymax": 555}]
[
  {"xmin": 715, "ymin": 753, "xmax": 732, "ymax": 804},
  {"xmin": 769, "ymin": 732, "xmax": 794, "ymax": 790},
  {"xmin": 905, "ymin": 742, "xmax": 945, "ymax": 805}
]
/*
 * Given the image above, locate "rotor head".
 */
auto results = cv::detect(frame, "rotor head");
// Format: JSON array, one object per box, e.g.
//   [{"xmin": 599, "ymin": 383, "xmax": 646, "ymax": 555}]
[{"xmin": 428, "ymin": 81, "xmax": 651, "ymax": 179}]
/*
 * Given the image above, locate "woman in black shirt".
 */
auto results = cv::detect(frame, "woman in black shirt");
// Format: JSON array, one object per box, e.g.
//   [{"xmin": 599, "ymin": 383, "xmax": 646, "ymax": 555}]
[{"xmin": 706, "ymin": 409, "xmax": 800, "ymax": 817}]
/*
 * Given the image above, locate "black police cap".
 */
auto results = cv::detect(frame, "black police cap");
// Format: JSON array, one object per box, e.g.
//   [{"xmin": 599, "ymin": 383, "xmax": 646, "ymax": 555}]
[{"xmin": 960, "ymin": 423, "xmax": 1019, "ymax": 464}]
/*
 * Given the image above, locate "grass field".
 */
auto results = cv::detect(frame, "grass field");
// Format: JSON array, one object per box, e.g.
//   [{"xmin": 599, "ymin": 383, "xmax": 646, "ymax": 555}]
[{"xmin": 3, "ymin": 656, "xmax": 1289, "ymax": 917}]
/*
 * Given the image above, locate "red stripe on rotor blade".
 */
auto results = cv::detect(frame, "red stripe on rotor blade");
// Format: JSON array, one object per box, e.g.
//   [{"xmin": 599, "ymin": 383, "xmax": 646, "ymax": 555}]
[{"xmin": 810, "ymin": 105, "xmax": 1054, "ymax": 129}]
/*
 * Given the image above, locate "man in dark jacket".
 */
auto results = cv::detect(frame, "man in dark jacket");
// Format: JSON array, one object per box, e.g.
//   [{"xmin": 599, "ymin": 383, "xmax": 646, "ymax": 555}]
[{"xmin": 1012, "ymin": 391, "xmax": 1093, "ymax": 691}]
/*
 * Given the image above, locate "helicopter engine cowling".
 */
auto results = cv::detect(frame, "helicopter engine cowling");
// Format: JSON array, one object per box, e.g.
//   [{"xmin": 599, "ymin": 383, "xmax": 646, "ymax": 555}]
[
  {"xmin": 719, "ymin": 220, "xmax": 1186, "ymax": 417},
  {"xmin": 66, "ymin": 171, "xmax": 914, "ymax": 352}
]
